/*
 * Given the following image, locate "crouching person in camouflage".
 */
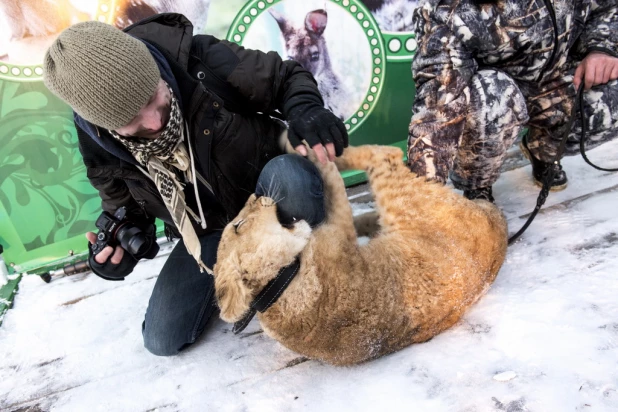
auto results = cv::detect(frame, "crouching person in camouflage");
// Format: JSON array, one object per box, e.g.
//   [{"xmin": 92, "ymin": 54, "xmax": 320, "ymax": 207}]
[{"xmin": 407, "ymin": 0, "xmax": 618, "ymax": 202}]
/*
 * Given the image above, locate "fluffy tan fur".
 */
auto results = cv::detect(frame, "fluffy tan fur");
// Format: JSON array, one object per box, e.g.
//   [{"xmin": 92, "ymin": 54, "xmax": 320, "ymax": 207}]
[{"xmin": 214, "ymin": 145, "xmax": 508, "ymax": 366}]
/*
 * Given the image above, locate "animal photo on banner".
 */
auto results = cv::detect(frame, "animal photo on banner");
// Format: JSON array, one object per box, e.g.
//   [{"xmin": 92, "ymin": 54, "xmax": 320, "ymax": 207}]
[{"xmin": 241, "ymin": 0, "xmax": 372, "ymax": 121}]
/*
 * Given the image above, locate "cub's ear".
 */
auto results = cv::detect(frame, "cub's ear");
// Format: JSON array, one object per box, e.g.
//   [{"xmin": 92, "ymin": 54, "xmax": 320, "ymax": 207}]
[
  {"xmin": 214, "ymin": 255, "xmax": 252, "ymax": 323},
  {"xmin": 215, "ymin": 276, "xmax": 251, "ymax": 323}
]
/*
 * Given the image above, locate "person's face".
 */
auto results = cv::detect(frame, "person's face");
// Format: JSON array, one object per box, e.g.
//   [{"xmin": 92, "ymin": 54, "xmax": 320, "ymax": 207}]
[{"xmin": 114, "ymin": 78, "xmax": 171, "ymax": 139}]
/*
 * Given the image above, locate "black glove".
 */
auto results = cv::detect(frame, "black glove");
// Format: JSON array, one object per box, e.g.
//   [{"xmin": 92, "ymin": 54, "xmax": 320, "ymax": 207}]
[
  {"xmin": 88, "ymin": 242, "xmax": 139, "ymax": 281},
  {"xmin": 287, "ymin": 104, "xmax": 349, "ymax": 156}
]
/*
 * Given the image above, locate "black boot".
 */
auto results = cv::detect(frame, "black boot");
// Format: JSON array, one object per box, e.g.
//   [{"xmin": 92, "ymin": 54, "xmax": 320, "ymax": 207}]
[
  {"xmin": 519, "ymin": 135, "xmax": 568, "ymax": 191},
  {"xmin": 463, "ymin": 186, "xmax": 495, "ymax": 203}
]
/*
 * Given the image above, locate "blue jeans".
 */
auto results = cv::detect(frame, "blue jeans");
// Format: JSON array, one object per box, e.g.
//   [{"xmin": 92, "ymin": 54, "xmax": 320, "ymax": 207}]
[{"xmin": 143, "ymin": 154, "xmax": 324, "ymax": 356}]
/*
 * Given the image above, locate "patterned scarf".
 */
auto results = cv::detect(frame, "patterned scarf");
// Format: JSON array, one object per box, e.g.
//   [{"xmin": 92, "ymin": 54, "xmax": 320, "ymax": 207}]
[{"xmin": 110, "ymin": 83, "xmax": 210, "ymax": 273}]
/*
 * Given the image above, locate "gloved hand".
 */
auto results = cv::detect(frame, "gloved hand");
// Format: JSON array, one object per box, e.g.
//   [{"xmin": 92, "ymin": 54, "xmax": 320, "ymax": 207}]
[
  {"xmin": 286, "ymin": 104, "xmax": 349, "ymax": 163},
  {"xmin": 88, "ymin": 242, "xmax": 139, "ymax": 281},
  {"xmin": 86, "ymin": 223, "xmax": 159, "ymax": 281}
]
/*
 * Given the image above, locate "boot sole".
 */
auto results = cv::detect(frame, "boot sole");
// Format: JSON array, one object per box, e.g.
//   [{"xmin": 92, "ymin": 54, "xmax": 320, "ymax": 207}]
[
  {"xmin": 519, "ymin": 141, "xmax": 567, "ymax": 192},
  {"xmin": 532, "ymin": 178, "xmax": 568, "ymax": 191}
]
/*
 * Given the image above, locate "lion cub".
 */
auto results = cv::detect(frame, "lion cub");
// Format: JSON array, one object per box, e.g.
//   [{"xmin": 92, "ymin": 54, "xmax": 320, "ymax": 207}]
[{"xmin": 214, "ymin": 145, "xmax": 508, "ymax": 365}]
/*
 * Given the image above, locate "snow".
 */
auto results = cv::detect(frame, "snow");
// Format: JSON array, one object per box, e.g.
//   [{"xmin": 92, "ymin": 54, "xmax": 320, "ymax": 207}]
[
  {"xmin": 2, "ymin": 140, "xmax": 618, "ymax": 411},
  {"xmin": 493, "ymin": 371, "xmax": 517, "ymax": 382}
]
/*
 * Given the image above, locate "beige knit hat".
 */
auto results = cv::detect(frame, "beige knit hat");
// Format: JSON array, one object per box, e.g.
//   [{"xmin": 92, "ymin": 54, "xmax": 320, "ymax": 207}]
[{"xmin": 43, "ymin": 21, "xmax": 160, "ymax": 130}]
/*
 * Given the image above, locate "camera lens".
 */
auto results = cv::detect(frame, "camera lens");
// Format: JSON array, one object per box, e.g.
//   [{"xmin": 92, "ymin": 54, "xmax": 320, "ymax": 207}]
[
  {"xmin": 116, "ymin": 224, "xmax": 152, "ymax": 258},
  {"xmin": 127, "ymin": 234, "xmax": 149, "ymax": 257}
]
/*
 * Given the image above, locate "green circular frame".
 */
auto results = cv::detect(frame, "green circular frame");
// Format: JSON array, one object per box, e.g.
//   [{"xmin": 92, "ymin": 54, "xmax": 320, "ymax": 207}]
[
  {"xmin": 0, "ymin": 0, "xmax": 117, "ymax": 82},
  {"xmin": 226, "ymin": 0, "xmax": 387, "ymax": 134}
]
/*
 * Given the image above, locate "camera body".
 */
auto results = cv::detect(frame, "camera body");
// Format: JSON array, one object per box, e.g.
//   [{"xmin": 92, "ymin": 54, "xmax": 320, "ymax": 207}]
[{"xmin": 92, "ymin": 207, "xmax": 155, "ymax": 259}]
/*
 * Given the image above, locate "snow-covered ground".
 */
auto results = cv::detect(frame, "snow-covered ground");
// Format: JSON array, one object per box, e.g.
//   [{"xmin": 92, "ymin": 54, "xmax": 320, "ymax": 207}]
[{"xmin": 1, "ymin": 140, "xmax": 618, "ymax": 411}]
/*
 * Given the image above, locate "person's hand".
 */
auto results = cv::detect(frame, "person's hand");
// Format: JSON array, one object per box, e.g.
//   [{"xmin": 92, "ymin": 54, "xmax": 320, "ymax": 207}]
[
  {"xmin": 287, "ymin": 105, "xmax": 349, "ymax": 164},
  {"xmin": 86, "ymin": 231, "xmax": 124, "ymax": 264},
  {"xmin": 574, "ymin": 51, "xmax": 618, "ymax": 90}
]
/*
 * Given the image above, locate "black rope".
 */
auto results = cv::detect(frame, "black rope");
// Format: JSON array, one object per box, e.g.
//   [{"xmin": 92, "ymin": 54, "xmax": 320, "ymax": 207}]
[
  {"xmin": 508, "ymin": 83, "xmax": 618, "ymax": 245},
  {"xmin": 578, "ymin": 85, "xmax": 618, "ymax": 172}
]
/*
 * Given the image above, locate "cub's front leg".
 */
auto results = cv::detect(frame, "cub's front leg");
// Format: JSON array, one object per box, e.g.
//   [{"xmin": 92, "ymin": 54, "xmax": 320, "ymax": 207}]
[{"xmin": 305, "ymin": 147, "xmax": 356, "ymax": 239}]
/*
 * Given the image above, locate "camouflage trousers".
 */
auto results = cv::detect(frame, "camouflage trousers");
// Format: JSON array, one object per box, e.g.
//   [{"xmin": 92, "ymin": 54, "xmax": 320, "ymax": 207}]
[{"xmin": 408, "ymin": 66, "xmax": 618, "ymax": 190}]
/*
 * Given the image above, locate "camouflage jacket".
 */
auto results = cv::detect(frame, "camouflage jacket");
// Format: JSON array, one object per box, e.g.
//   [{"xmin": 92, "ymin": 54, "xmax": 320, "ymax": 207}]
[{"xmin": 409, "ymin": 0, "xmax": 618, "ymax": 165}]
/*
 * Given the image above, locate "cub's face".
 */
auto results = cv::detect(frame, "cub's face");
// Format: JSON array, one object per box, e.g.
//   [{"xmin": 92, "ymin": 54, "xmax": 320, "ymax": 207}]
[{"xmin": 213, "ymin": 194, "xmax": 311, "ymax": 322}]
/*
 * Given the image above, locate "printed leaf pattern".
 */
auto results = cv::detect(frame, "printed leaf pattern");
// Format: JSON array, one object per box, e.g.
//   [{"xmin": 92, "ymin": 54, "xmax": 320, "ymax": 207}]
[{"xmin": 0, "ymin": 80, "xmax": 100, "ymax": 253}]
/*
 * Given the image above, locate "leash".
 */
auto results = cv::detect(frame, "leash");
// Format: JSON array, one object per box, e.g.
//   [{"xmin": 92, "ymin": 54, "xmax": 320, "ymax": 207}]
[
  {"xmin": 508, "ymin": 83, "xmax": 618, "ymax": 245},
  {"xmin": 577, "ymin": 85, "xmax": 618, "ymax": 173}
]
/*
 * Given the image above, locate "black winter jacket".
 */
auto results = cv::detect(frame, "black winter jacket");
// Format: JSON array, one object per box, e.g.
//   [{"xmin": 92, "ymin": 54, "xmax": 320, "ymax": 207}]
[{"xmin": 76, "ymin": 13, "xmax": 324, "ymax": 237}]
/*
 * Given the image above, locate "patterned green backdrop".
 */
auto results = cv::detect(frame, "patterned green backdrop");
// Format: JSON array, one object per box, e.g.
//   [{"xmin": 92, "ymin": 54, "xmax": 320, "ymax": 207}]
[{"xmin": 0, "ymin": 80, "xmax": 100, "ymax": 273}]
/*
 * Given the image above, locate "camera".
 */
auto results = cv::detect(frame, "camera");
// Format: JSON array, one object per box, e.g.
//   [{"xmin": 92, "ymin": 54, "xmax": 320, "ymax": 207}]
[{"xmin": 91, "ymin": 207, "xmax": 156, "ymax": 259}]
